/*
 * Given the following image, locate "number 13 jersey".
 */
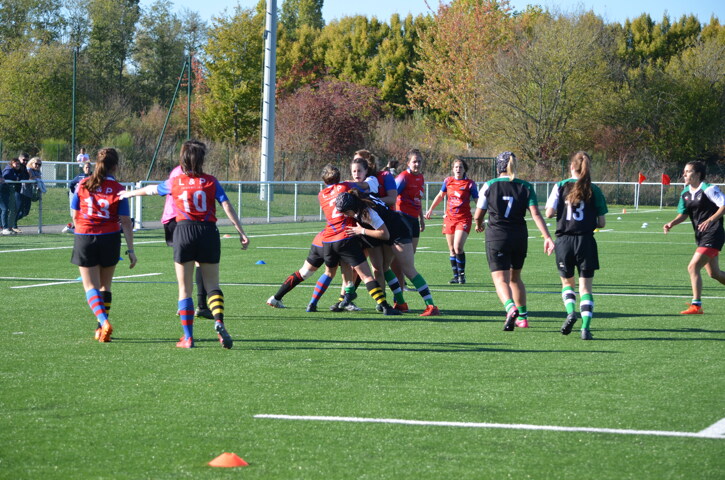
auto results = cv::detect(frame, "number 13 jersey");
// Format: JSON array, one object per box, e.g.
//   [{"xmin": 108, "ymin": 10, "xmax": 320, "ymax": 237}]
[
  {"xmin": 545, "ymin": 178, "xmax": 608, "ymax": 236},
  {"xmin": 72, "ymin": 176, "xmax": 129, "ymax": 235}
]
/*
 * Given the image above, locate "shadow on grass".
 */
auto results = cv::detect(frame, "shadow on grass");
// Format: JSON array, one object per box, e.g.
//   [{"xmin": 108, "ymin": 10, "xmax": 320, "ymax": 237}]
[{"xmin": 239, "ymin": 338, "xmax": 619, "ymax": 354}]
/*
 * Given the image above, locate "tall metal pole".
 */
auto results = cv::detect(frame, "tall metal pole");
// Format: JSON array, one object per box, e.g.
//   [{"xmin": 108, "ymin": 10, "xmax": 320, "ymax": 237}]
[
  {"xmin": 71, "ymin": 47, "xmax": 77, "ymax": 161},
  {"xmin": 259, "ymin": 0, "xmax": 277, "ymax": 200},
  {"xmin": 187, "ymin": 54, "xmax": 192, "ymax": 140}
]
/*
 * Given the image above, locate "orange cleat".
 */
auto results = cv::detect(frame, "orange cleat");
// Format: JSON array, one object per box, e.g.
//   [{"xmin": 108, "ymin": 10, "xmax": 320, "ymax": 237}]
[
  {"xmin": 94, "ymin": 327, "xmax": 102, "ymax": 341},
  {"xmin": 420, "ymin": 305, "xmax": 440, "ymax": 317},
  {"xmin": 680, "ymin": 304, "xmax": 703, "ymax": 314},
  {"xmin": 176, "ymin": 336, "xmax": 194, "ymax": 348},
  {"xmin": 97, "ymin": 321, "xmax": 113, "ymax": 343},
  {"xmin": 393, "ymin": 302, "xmax": 409, "ymax": 312}
]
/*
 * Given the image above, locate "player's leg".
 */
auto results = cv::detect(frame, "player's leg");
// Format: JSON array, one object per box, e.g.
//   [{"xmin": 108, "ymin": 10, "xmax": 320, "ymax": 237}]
[
  {"xmin": 198, "ymin": 262, "xmax": 232, "ymax": 349},
  {"xmin": 490, "ymin": 269, "xmax": 518, "ymax": 331},
  {"xmin": 703, "ymin": 252, "xmax": 725, "ymax": 285},
  {"xmin": 268, "ymin": 260, "xmax": 319, "ymax": 308},
  {"xmin": 195, "ymin": 264, "xmax": 212, "ymax": 319},
  {"xmin": 445, "ymin": 232, "xmax": 458, "ymax": 283},
  {"xmin": 392, "ymin": 242, "xmax": 438, "ymax": 316},
  {"xmin": 559, "ymin": 276, "xmax": 578, "ymax": 335},
  {"xmin": 453, "ymin": 228, "xmax": 469, "ymax": 284},
  {"xmin": 578, "ymin": 275, "xmax": 595, "ymax": 340},
  {"xmin": 307, "ymin": 265, "xmax": 337, "ymax": 312},
  {"xmin": 175, "ymin": 261, "xmax": 196, "ymax": 347},
  {"xmin": 510, "ymin": 268, "xmax": 529, "ymax": 328},
  {"xmin": 682, "ymin": 250, "xmax": 708, "ymax": 314},
  {"xmin": 79, "ymin": 265, "xmax": 110, "ymax": 340},
  {"xmin": 352, "ymin": 259, "xmax": 399, "ymax": 315}
]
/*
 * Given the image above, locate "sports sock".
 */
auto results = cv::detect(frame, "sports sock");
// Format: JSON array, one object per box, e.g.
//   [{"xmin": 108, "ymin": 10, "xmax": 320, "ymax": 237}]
[
  {"xmin": 86, "ymin": 288, "xmax": 108, "ymax": 326},
  {"xmin": 562, "ymin": 286, "xmax": 576, "ymax": 315},
  {"xmin": 207, "ymin": 289, "xmax": 224, "ymax": 322},
  {"xmin": 691, "ymin": 299, "xmax": 702, "ymax": 307},
  {"xmin": 504, "ymin": 298, "xmax": 516, "ymax": 314},
  {"xmin": 365, "ymin": 280, "xmax": 388, "ymax": 305},
  {"xmin": 178, "ymin": 298, "xmax": 194, "ymax": 339},
  {"xmin": 275, "ymin": 271, "xmax": 304, "ymax": 300},
  {"xmin": 310, "ymin": 273, "xmax": 332, "ymax": 306},
  {"xmin": 384, "ymin": 269, "xmax": 405, "ymax": 304},
  {"xmin": 455, "ymin": 253, "xmax": 466, "ymax": 276},
  {"xmin": 411, "ymin": 274, "xmax": 434, "ymax": 306},
  {"xmin": 195, "ymin": 268, "xmax": 207, "ymax": 309},
  {"xmin": 449, "ymin": 256, "xmax": 458, "ymax": 277},
  {"xmin": 102, "ymin": 290, "xmax": 112, "ymax": 314},
  {"xmin": 517, "ymin": 304, "xmax": 528, "ymax": 319},
  {"xmin": 580, "ymin": 293, "xmax": 593, "ymax": 330}
]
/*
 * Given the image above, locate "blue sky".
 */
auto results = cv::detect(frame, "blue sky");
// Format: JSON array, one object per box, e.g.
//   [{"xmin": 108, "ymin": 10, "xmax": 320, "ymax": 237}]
[{"xmin": 149, "ymin": 0, "xmax": 723, "ymax": 24}]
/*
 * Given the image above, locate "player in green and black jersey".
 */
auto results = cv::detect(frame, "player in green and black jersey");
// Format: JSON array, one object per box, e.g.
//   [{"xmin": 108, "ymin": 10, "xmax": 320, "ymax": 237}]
[
  {"xmin": 474, "ymin": 152, "xmax": 554, "ymax": 331},
  {"xmin": 663, "ymin": 161, "xmax": 725, "ymax": 314},
  {"xmin": 545, "ymin": 151, "xmax": 607, "ymax": 340}
]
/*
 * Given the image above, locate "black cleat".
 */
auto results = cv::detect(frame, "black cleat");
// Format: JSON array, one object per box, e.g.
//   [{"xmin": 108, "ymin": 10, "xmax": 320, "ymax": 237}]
[
  {"xmin": 329, "ymin": 301, "xmax": 344, "ymax": 312},
  {"xmin": 195, "ymin": 307, "xmax": 214, "ymax": 319},
  {"xmin": 376, "ymin": 304, "xmax": 384, "ymax": 313},
  {"xmin": 214, "ymin": 322, "xmax": 233, "ymax": 349},
  {"xmin": 382, "ymin": 305, "xmax": 402, "ymax": 316},
  {"xmin": 458, "ymin": 274, "xmax": 466, "ymax": 284},
  {"xmin": 561, "ymin": 313, "xmax": 578, "ymax": 335},
  {"xmin": 306, "ymin": 303, "xmax": 318, "ymax": 313},
  {"xmin": 448, "ymin": 276, "xmax": 459, "ymax": 284},
  {"xmin": 581, "ymin": 329, "xmax": 593, "ymax": 340},
  {"xmin": 503, "ymin": 308, "xmax": 519, "ymax": 331}
]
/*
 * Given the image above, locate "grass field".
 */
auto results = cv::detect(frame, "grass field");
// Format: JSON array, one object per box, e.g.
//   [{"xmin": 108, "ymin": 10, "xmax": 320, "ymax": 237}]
[{"xmin": 1, "ymin": 207, "xmax": 723, "ymax": 479}]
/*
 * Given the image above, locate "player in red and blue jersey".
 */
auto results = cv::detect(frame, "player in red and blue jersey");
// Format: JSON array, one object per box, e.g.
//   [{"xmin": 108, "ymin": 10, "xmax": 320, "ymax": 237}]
[
  {"xmin": 474, "ymin": 152, "xmax": 554, "ymax": 331},
  {"xmin": 663, "ymin": 160, "xmax": 725, "ymax": 315},
  {"xmin": 425, "ymin": 158, "xmax": 479, "ymax": 284},
  {"xmin": 71, "ymin": 148, "xmax": 136, "ymax": 343},
  {"xmin": 120, "ymin": 140, "xmax": 249, "ymax": 349}
]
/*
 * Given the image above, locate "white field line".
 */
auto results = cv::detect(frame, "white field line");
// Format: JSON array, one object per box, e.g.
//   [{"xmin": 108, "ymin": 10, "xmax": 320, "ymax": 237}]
[
  {"xmin": 9, "ymin": 272, "xmax": 162, "ymax": 289},
  {"xmin": 254, "ymin": 414, "xmax": 725, "ymax": 440}
]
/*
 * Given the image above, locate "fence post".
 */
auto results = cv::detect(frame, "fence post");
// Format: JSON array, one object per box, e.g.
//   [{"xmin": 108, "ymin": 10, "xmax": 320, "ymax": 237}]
[
  {"xmin": 294, "ymin": 183, "xmax": 298, "ymax": 221},
  {"xmin": 237, "ymin": 183, "xmax": 242, "ymax": 219},
  {"xmin": 134, "ymin": 182, "xmax": 143, "ymax": 229}
]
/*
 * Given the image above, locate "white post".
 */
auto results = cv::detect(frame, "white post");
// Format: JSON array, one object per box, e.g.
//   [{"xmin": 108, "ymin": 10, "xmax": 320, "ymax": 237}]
[{"xmin": 259, "ymin": 0, "xmax": 277, "ymax": 201}]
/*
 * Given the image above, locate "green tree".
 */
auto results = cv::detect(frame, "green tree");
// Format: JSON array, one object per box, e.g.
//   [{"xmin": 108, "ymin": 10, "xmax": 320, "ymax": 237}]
[
  {"xmin": 280, "ymin": 0, "xmax": 324, "ymax": 36},
  {"xmin": 0, "ymin": 0, "xmax": 65, "ymax": 52},
  {"xmin": 198, "ymin": 2, "xmax": 265, "ymax": 142}
]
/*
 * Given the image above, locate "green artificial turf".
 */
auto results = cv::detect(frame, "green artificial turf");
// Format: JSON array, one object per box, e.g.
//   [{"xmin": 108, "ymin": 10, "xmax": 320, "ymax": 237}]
[{"xmin": 1, "ymin": 207, "xmax": 723, "ymax": 479}]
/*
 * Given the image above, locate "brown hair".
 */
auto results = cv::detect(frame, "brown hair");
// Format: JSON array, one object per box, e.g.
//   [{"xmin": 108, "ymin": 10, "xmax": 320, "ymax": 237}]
[
  {"xmin": 180, "ymin": 140, "xmax": 207, "ymax": 176},
  {"xmin": 84, "ymin": 148, "xmax": 119, "ymax": 192},
  {"xmin": 453, "ymin": 158, "xmax": 468, "ymax": 178},
  {"xmin": 351, "ymin": 156, "xmax": 369, "ymax": 176},
  {"xmin": 355, "ymin": 149, "xmax": 379, "ymax": 175},
  {"xmin": 686, "ymin": 160, "xmax": 706, "ymax": 181},
  {"xmin": 567, "ymin": 151, "xmax": 593, "ymax": 205},
  {"xmin": 322, "ymin": 164, "xmax": 341, "ymax": 185}
]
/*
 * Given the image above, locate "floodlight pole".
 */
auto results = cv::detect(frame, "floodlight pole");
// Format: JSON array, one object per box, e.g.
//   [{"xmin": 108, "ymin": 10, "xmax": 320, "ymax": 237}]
[{"xmin": 259, "ymin": 0, "xmax": 277, "ymax": 201}]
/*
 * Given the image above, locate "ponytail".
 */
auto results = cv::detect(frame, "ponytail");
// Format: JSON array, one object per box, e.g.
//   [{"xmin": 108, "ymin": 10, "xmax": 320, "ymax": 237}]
[
  {"xmin": 83, "ymin": 148, "xmax": 119, "ymax": 193},
  {"xmin": 567, "ymin": 151, "xmax": 592, "ymax": 204}
]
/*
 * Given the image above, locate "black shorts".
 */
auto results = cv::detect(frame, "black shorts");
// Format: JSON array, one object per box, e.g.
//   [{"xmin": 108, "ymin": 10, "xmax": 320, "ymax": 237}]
[
  {"xmin": 173, "ymin": 221, "xmax": 220, "ymax": 264},
  {"xmin": 400, "ymin": 214, "xmax": 420, "ymax": 239},
  {"xmin": 71, "ymin": 232, "xmax": 121, "ymax": 268},
  {"xmin": 385, "ymin": 211, "xmax": 413, "ymax": 246},
  {"xmin": 306, "ymin": 243, "xmax": 325, "ymax": 268},
  {"xmin": 555, "ymin": 234, "xmax": 599, "ymax": 278},
  {"xmin": 323, "ymin": 237, "xmax": 366, "ymax": 268},
  {"xmin": 360, "ymin": 234, "xmax": 383, "ymax": 250},
  {"xmin": 695, "ymin": 227, "xmax": 725, "ymax": 251},
  {"xmin": 164, "ymin": 219, "xmax": 177, "ymax": 247},
  {"xmin": 486, "ymin": 236, "xmax": 528, "ymax": 272}
]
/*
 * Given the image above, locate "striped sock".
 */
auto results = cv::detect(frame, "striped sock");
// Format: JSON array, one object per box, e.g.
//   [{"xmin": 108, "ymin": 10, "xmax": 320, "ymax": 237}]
[
  {"xmin": 86, "ymin": 289, "xmax": 108, "ymax": 326},
  {"xmin": 384, "ymin": 269, "xmax": 405, "ymax": 304},
  {"xmin": 455, "ymin": 253, "xmax": 466, "ymax": 276},
  {"xmin": 411, "ymin": 274, "xmax": 434, "ymax": 306},
  {"xmin": 581, "ymin": 293, "xmax": 593, "ymax": 330},
  {"xmin": 207, "ymin": 289, "xmax": 224, "ymax": 322},
  {"xmin": 504, "ymin": 299, "xmax": 516, "ymax": 314},
  {"xmin": 517, "ymin": 304, "xmax": 528, "ymax": 319},
  {"xmin": 449, "ymin": 256, "xmax": 458, "ymax": 277},
  {"xmin": 692, "ymin": 299, "xmax": 702, "ymax": 307},
  {"xmin": 275, "ymin": 271, "xmax": 304, "ymax": 300},
  {"xmin": 365, "ymin": 280, "xmax": 387, "ymax": 305},
  {"xmin": 178, "ymin": 298, "xmax": 194, "ymax": 339},
  {"xmin": 102, "ymin": 290, "xmax": 112, "ymax": 314},
  {"xmin": 562, "ymin": 286, "xmax": 576, "ymax": 315},
  {"xmin": 310, "ymin": 274, "xmax": 332, "ymax": 306}
]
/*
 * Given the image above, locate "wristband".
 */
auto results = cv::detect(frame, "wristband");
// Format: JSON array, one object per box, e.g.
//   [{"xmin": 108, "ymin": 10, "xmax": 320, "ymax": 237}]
[{"xmin": 125, "ymin": 249, "xmax": 135, "ymax": 254}]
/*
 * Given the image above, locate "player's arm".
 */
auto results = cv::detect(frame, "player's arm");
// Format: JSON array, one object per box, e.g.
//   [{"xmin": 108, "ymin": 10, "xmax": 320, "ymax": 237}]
[
  {"xmin": 596, "ymin": 215, "xmax": 606, "ymax": 229},
  {"xmin": 698, "ymin": 205, "xmax": 725, "ymax": 232},
  {"xmin": 663, "ymin": 213, "xmax": 688, "ymax": 234},
  {"xmin": 473, "ymin": 207, "xmax": 486, "ymax": 233},
  {"xmin": 529, "ymin": 204, "xmax": 555, "ymax": 255},
  {"xmin": 425, "ymin": 191, "xmax": 445, "ymax": 219},
  {"xmin": 119, "ymin": 215, "xmax": 137, "ymax": 268},
  {"xmin": 220, "ymin": 200, "xmax": 249, "ymax": 250},
  {"xmin": 118, "ymin": 184, "xmax": 159, "ymax": 199}
]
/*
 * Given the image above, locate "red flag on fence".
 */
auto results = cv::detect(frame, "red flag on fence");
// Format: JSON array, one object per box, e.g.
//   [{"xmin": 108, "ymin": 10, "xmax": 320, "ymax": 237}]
[
  {"xmin": 661, "ymin": 173, "xmax": 671, "ymax": 185},
  {"xmin": 638, "ymin": 173, "xmax": 646, "ymax": 184}
]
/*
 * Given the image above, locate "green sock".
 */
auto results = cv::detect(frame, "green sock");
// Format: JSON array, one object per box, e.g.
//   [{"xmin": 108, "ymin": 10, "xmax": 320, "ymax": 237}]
[
  {"xmin": 411, "ymin": 274, "xmax": 434, "ymax": 306},
  {"xmin": 517, "ymin": 305, "xmax": 527, "ymax": 319},
  {"xmin": 562, "ymin": 286, "xmax": 576, "ymax": 315},
  {"xmin": 384, "ymin": 269, "xmax": 405, "ymax": 304},
  {"xmin": 504, "ymin": 299, "xmax": 515, "ymax": 313},
  {"xmin": 581, "ymin": 293, "xmax": 593, "ymax": 329}
]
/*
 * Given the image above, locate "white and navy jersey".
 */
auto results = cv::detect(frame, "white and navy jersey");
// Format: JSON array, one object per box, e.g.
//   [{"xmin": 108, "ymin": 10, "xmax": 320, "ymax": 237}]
[
  {"xmin": 545, "ymin": 179, "xmax": 608, "ymax": 236},
  {"xmin": 477, "ymin": 177, "xmax": 537, "ymax": 242},
  {"xmin": 678, "ymin": 182, "xmax": 725, "ymax": 246}
]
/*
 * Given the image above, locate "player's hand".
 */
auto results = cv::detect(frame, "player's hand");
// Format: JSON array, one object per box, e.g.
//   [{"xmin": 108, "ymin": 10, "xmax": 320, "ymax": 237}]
[
  {"xmin": 543, "ymin": 238, "xmax": 555, "ymax": 256},
  {"xmin": 663, "ymin": 223, "xmax": 672, "ymax": 234},
  {"xmin": 240, "ymin": 233, "xmax": 249, "ymax": 250},
  {"xmin": 118, "ymin": 190, "xmax": 131, "ymax": 200},
  {"xmin": 424, "ymin": 210, "xmax": 432, "ymax": 220},
  {"xmin": 697, "ymin": 219, "xmax": 712, "ymax": 232},
  {"xmin": 419, "ymin": 218, "xmax": 425, "ymax": 232},
  {"xmin": 128, "ymin": 252, "xmax": 137, "ymax": 269}
]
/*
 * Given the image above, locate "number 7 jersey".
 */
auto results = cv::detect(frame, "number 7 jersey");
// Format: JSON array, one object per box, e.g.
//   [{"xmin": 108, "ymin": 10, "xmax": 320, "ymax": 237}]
[
  {"xmin": 477, "ymin": 177, "xmax": 538, "ymax": 241},
  {"xmin": 545, "ymin": 178, "xmax": 608, "ymax": 236},
  {"xmin": 157, "ymin": 173, "xmax": 229, "ymax": 223}
]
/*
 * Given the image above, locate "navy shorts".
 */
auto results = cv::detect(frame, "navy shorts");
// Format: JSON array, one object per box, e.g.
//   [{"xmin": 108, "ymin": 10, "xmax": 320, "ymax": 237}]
[
  {"xmin": 400, "ymin": 214, "xmax": 420, "ymax": 239},
  {"xmin": 323, "ymin": 237, "xmax": 366, "ymax": 268},
  {"xmin": 173, "ymin": 221, "xmax": 221, "ymax": 264},
  {"xmin": 71, "ymin": 231, "xmax": 121, "ymax": 268},
  {"xmin": 306, "ymin": 243, "xmax": 325, "ymax": 268},
  {"xmin": 164, "ymin": 219, "xmax": 176, "ymax": 247}
]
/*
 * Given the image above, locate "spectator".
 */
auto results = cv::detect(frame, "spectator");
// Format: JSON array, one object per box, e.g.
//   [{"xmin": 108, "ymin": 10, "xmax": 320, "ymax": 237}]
[
  {"xmin": 2, "ymin": 158, "xmax": 22, "ymax": 234},
  {"xmin": 0, "ymin": 161, "xmax": 12, "ymax": 235},
  {"xmin": 64, "ymin": 162, "xmax": 92, "ymax": 233},
  {"xmin": 76, "ymin": 147, "xmax": 90, "ymax": 164},
  {"xmin": 14, "ymin": 154, "xmax": 31, "ymax": 232}
]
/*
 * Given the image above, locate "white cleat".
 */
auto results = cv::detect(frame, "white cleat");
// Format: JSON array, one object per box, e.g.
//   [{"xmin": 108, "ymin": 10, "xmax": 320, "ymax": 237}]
[{"xmin": 267, "ymin": 296, "xmax": 286, "ymax": 308}]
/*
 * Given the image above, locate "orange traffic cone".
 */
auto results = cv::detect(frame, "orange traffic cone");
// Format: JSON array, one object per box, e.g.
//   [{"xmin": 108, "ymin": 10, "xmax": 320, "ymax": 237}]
[{"xmin": 208, "ymin": 452, "xmax": 249, "ymax": 468}]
